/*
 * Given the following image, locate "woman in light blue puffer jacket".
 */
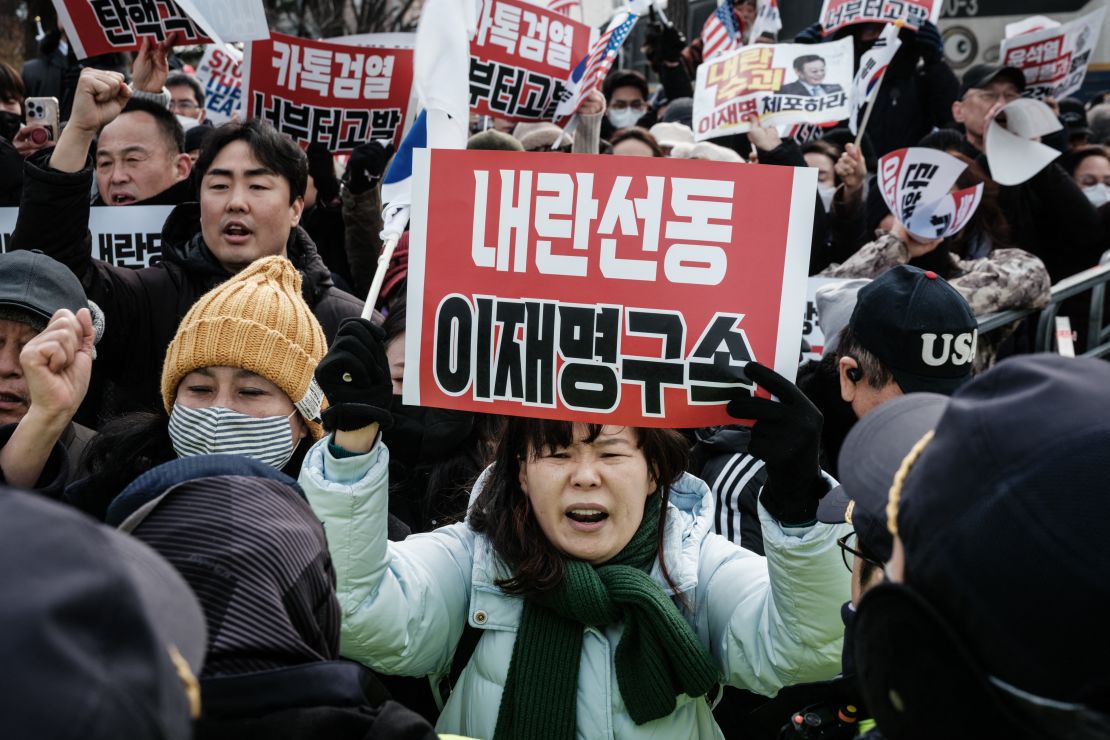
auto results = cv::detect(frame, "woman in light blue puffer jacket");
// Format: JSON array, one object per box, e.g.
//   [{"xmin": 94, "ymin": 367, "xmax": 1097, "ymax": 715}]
[{"xmin": 300, "ymin": 405, "xmax": 851, "ymax": 740}]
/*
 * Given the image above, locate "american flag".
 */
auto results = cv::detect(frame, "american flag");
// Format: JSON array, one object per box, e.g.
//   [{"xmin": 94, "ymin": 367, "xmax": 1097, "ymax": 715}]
[
  {"xmin": 553, "ymin": 9, "xmax": 639, "ymax": 126},
  {"xmin": 701, "ymin": 3, "xmax": 743, "ymax": 62},
  {"xmin": 750, "ymin": 0, "xmax": 781, "ymax": 41},
  {"xmin": 546, "ymin": 0, "xmax": 580, "ymax": 17}
]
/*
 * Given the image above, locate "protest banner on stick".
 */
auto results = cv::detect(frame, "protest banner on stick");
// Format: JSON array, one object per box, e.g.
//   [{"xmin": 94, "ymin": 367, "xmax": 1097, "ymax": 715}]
[
  {"xmin": 53, "ymin": 0, "xmax": 208, "ymax": 58},
  {"xmin": 470, "ymin": 0, "xmax": 592, "ymax": 122},
  {"xmin": 850, "ymin": 20, "xmax": 901, "ymax": 146},
  {"xmin": 1000, "ymin": 8, "xmax": 1105, "ymax": 101},
  {"xmin": 244, "ymin": 32, "xmax": 415, "ymax": 153},
  {"xmin": 403, "ymin": 149, "xmax": 816, "ymax": 427},
  {"xmin": 0, "ymin": 206, "xmax": 173, "ymax": 268},
  {"xmin": 693, "ymin": 38, "xmax": 853, "ymax": 140},
  {"xmin": 819, "ymin": 0, "xmax": 940, "ymax": 36}
]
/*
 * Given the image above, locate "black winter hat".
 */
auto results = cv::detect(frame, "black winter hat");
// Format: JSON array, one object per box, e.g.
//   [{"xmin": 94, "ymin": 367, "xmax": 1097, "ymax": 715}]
[
  {"xmin": 848, "ymin": 265, "xmax": 977, "ymax": 395},
  {"xmin": 895, "ymin": 354, "xmax": 1110, "ymax": 708},
  {"xmin": 819, "ymin": 392, "xmax": 947, "ymax": 562},
  {"xmin": 958, "ymin": 63, "xmax": 1026, "ymax": 97},
  {"xmin": 0, "ymin": 489, "xmax": 206, "ymax": 739},
  {"xmin": 0, "ymin": 249, "xmax": 88, "ymax": 331}
]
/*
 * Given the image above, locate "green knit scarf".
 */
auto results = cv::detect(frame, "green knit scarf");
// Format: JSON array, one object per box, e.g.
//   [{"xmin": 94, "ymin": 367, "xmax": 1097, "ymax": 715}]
[{"xmin": 492, "ymin": 495, "xmax": 720, "ymax": 740}]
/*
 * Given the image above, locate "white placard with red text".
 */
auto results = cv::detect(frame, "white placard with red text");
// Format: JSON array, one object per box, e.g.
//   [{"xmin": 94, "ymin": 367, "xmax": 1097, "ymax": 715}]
[
  {"xmin": 694, "ymin": 39, "xmax": 853, "ymax": 140},
  {"xmin": 877, "ymin": 148, "xmax": 981, "ymax": 241},
  {"xmin": 403, "ymin": 149, "xmax": 816, "ymax": 427},
  {"xmin": 194, "ymin": 45, "xmax": 243, "ymax": 125},
  {"xmin": 1000, "ymin": 8, "xmax": 1105, "ymax": 101}
]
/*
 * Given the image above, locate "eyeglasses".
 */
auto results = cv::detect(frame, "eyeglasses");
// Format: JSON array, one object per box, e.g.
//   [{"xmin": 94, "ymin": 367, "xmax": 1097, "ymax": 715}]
[
  {"xmin": 168, "ymin": 100, "xmax": 199, "ymax": 112},
  {"xmin": 963, "ymin": 88, "xmax": 1022, "ymax": 105},
  {"xmin": 836, "ymin": 531, "xmax": 884, "ymax": 573},
  {"xmin": 610, "ymin": 100, "xmax": 646, "ymax": 112}
]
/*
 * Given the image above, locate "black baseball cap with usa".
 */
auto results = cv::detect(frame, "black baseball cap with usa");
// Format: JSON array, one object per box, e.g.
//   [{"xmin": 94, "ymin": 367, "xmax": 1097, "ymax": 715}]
[{"xmin": 848, "ymin": 265, "xmax": 977, "ymax": 396}]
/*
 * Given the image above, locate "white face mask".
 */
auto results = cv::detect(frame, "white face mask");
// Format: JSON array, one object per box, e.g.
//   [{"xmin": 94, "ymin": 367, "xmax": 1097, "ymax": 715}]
[
  {"xmin": 608, "ymin": 107, "xmax": 642, "ymax": 130},
  {"xmin": 1083, "ymin": 183, "xmax": 1110, "ymax": 208},
  {"xmin": 168, "ymin": 404, "xmax": 299, "ymax": 470},
  {"xmin": 818, "ymin": 183, "xmax": 836, "ymax": 211}
]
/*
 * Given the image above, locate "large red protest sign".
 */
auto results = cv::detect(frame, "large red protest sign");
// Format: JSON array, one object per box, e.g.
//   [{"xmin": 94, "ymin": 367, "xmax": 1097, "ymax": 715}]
[
  {"xmin": 54, "ymin": 0, "xmax": 208, "ymax": 58},
  {"xmin": 470, "ymin": 0, "xmax": 592, "ymax": 122},
  {"xmin": 403, "ymin": 149, "xmax": 815, "ymax": 428},
  {"xmin": 244, "ymin": 32, "xmax": 414, "ymax": 153},
  {"xmin": 819, "ymin": 0, "xmax": 940, "ymax": 35}
]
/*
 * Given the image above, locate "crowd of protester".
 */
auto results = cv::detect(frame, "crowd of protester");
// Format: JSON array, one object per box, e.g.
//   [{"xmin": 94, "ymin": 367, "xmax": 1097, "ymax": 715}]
[{"xmin": 1, "ymin": 7, "xmax": 1109, "ymax": 740}]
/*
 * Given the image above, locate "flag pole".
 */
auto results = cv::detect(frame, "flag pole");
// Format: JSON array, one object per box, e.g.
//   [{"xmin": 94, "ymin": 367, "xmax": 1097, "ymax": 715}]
[
  {"xmin": 854, "ymin": 19, "xmax": 902, "ymax": 148},
  {"xmin": 852, "ymin": 76, "xmax": 883, "ymax": 149},
  {"xmin": 361, "ymin": 233, "xmax": 401, "ymax": 320},
  {"xmin": 362, "ymin": 205, "xmax": 411, "ymax": 319}
]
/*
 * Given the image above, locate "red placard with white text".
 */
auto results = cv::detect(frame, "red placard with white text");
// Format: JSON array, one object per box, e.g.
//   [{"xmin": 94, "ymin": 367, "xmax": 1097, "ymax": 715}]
[
  {"xmin": 244, "ymin": 32, "xmax": 414, "ymax": 153},
  {"xmin": 403, "ymin": 149, "xmax": 816, "ymax": 428},
  {"xmin": 53, "ymin": 0, "xmax": 209, "ymax": 58},
  {"xmin": 819, "ymin": 0, "xmax": 940, "ymax": 35},
  {"xmin": 470, "ymin": 0, "xmax": 592, "ymax": 122}
]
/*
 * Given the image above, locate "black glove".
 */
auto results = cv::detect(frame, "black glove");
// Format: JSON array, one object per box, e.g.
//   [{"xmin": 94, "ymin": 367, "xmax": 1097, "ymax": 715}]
[
  {"xmin": 306, "ymin": 143, "xmax": 340, "ymax": 203},
  {"xmin": 793, "ymin": 22, "xmax": 825, "ymax": 45},
  {"xmin": 726, "ymin": 362, "xmax": 825, "ymax": 524},
  {"xmin": 345, "ymin": 140, "xmax": 394, "ymax": 195},
  {"xmin": 914, "ymin": 21, "xmax": 943, "ymax": 65},
  {"xmin": 315, "ymin": 318, "xmax": 394, "ymax": 432},
  {"xmin": 643, "ymin": 18, "xmax": 686, "ymax": 69}
]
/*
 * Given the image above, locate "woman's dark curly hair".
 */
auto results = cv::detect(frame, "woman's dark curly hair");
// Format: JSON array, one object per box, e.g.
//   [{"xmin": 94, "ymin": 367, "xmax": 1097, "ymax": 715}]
[{"xmin": 469, "ymin": 418, "xmax": 689, "ymax": 596}]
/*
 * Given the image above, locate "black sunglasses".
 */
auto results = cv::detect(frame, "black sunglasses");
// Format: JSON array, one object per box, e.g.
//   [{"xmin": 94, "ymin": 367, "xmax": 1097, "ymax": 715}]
[{"xmin": 836, "ymin": 531, "xmax": 884, "ymax": 573}]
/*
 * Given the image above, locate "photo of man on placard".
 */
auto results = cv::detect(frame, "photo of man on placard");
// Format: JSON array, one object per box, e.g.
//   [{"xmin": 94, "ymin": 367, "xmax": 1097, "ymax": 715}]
[{"xmin": 777, "ymin": 55, "xmax": 844, "ymax": 97}]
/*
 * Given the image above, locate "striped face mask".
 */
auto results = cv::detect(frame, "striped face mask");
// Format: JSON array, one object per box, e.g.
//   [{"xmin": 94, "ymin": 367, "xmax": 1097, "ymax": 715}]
[{"xmin": 168, "ymin": 404, "xmax": 299, "ymax": 470}]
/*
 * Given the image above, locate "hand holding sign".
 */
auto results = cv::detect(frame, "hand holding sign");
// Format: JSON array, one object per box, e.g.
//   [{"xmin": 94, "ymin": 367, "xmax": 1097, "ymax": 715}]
[
  {"xmin": 890, "ymin": 220, "xmax": 941, "ymax": 258},
  {"xmin": 727, "ymin": 361, "xmax": 825, "ymax": 524},
  {"xmin": 132, "ymin": 33, "xmax": 179, "ymax": 93},
  {"xmin": 877, "ymin": 147, "xmax": 982, "ymax": 243},
  {"xmin": 316, "ymin": 318, "xmax": 394, "ymax": 433}
]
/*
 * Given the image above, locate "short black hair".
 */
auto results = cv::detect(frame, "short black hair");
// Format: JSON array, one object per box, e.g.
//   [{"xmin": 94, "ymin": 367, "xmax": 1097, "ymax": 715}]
[
  {"xmin": 0, "ymin": 62, "xmax": 25, "ymax": 114},
  {"xmin": 165, "ymin": 72, "xmax": 205, "ymax": 108},
  {"xmin": 794, "ymin": 54, "xmax": 826, "ymax": 72},
  {"xmin": 836, "ymin": 325, "xmax": 895, "ymax": 390},
  {"xmin": 1060, "ymin": 145, "xmax": 1110, "ymax": 177},
  {"xmin": 119, "ymin": 97, "xmax": 185, "ymax": 154},
  {"xmin": 193, "ymin": 119, "xmax": 308, "ymax": 204},
  {"xmin": 918, "ymin": 128, "xmax": 966, "ymax": 153},
  {"xmin": 603, "ymin": 69, "xmax": 648, "ymax": 103}
]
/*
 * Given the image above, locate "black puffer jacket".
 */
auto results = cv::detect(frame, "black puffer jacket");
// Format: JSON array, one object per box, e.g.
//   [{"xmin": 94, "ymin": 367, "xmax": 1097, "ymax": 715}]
[{"xmin": 10, "ymin": 154, "xmax": 361, "ymax": 416}]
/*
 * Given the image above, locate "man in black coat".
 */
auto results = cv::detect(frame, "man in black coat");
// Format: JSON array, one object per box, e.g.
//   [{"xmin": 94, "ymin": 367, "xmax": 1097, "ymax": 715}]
[
  {"xmin": 21, "ymin": 30, "xmax": 70, "ymax": 100},
  {"xmin": 952, "ymin": 64, "xmax": 1103, "ymax": 283},
  {"xmin": 11, "ymin": 68, "xmax": 361, "ymax": 419}
]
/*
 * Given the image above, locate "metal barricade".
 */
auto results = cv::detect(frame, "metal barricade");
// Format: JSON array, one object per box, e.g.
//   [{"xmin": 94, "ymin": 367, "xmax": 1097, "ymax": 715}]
[{"xmin": 977, "ymin": 262, "xmax": 1110, "ymax": 359}]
